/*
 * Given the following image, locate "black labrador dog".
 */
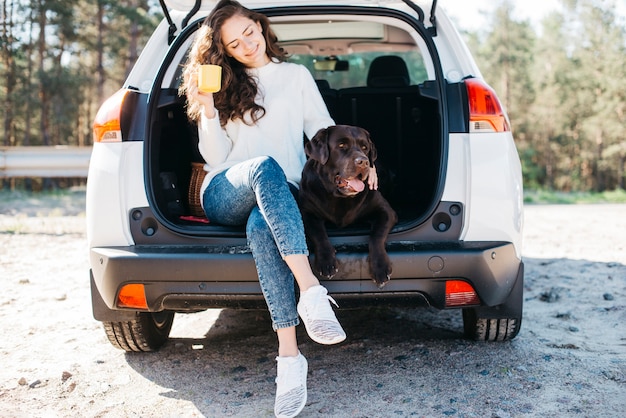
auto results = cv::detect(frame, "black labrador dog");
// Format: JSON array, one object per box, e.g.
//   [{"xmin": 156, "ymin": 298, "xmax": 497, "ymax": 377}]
[{"xmin": 299, "ymin": 125, "xmax": 398, "ymax": 288}]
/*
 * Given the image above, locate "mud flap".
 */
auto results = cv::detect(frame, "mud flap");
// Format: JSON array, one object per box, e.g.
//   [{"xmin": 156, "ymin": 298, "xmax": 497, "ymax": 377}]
[
  {"xmin": 90, "ymin": 270, "xmax": 137, "ymax": 322},
  {"xmin": 473, "ymin": 262, "xmax": 524, "ymax": 319}
]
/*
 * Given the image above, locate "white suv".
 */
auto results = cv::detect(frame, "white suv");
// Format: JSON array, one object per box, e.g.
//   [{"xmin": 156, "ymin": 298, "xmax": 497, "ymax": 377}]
[{"xmin": 87, "ymin": 0, "xmax": 524, "ymax": 351}]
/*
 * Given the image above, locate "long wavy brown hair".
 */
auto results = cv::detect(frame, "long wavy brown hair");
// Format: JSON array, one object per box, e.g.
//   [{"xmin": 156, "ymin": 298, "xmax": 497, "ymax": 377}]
[{"xmin": 180, "ymin": 0, "xmax": 287, "ymax": 126}]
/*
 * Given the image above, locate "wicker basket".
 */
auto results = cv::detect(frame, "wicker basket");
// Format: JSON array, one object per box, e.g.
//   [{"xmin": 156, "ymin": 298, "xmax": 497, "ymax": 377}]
[{"xmin": 188, "ymin": 162, "xmax": 208, "ymax": 218}]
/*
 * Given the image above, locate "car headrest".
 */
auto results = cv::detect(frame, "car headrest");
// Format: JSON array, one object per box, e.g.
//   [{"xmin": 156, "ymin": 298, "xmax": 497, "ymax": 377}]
[
  {"xmin": 367, "ymin": 56, "xmax": 410, "ymax": 88},
  {"xmin": 315, "ymin": 79, "xmax": 331, "ymax": 91}
]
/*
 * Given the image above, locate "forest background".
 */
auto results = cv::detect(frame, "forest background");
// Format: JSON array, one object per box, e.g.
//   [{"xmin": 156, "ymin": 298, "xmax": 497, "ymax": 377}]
[{"xmin": 1, "ymin": 0, "xmax": 625, "ymax": 192}]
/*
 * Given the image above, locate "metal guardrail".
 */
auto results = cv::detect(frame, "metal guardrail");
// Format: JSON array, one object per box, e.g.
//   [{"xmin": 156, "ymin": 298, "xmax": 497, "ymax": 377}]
[{"xmin": 0, "ymin": 146, "xmax": 92, "ymax": 178}]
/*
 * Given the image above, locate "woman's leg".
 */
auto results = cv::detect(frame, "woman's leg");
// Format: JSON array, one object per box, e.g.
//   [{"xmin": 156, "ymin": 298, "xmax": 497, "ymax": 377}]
[
  {"xmin": 204, "ymin": 157, "xmax": 309, "ymax": 330},
  {"xmin": 203, "ymin": 156, "xmax": 341, "ymax": 418},
  {"xmin": 248, "ymin": 204, "xmax": 345, "ymax": 346},
  {"xmin": 204, "ymin": 156, "xmax": 344, "ymax": 342},
  {"xmin": 246, "ymin": 206, "xmax": 300, "ymax": 331},
  {"xmin": 244, "ymin": 206, "xmax": 308, "ymax": 418},
  {"xmin": 276, "ymin": 327, "xmax": 298, "ymax": 357},
  {"xmin": 284, "ymin": 254, "xmax": 319, "ymax": 292}
]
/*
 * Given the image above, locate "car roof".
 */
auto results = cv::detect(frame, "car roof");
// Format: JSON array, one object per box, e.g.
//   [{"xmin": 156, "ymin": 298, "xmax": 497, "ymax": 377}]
[
  {"xmin": 162, "ymin": 1, "xmax": 438, "ymax": 35},
  {"xmin": 163, "ymin": 0, "xmax": 434, "ymax": 14}
]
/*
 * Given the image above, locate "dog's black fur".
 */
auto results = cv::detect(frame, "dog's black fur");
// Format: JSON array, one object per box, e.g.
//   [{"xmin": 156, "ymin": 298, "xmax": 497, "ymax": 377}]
[{"xmin": 299, "ymin": 125, "xmax": 398, "ymax": 288}]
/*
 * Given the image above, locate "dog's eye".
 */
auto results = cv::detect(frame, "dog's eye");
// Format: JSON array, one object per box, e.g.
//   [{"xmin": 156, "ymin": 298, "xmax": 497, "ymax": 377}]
[{"xmin": 338, "ymin": 142, "xmax": 346, "ymax": 148}]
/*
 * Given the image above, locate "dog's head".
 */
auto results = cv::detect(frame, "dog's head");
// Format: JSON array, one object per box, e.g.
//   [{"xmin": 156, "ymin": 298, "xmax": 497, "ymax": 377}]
[{"xmin": 306, "ymin": 125, "xmax": 377, "ymax": 197}]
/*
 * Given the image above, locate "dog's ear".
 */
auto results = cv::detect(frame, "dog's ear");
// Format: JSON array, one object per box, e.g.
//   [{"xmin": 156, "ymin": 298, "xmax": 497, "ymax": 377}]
[
  {"xmin": 306, "ymin": 127, "xmax": 330, "ymax": 164},
  {"xmin": 366, "ymin": 132, "xmax": 378, "ymax": 163}
]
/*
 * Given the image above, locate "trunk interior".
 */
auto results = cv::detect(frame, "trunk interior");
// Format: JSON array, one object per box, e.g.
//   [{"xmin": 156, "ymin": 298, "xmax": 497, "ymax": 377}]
[{"xmin": 149, "ymin": 77, "xmax": 442, "ymax": 234}]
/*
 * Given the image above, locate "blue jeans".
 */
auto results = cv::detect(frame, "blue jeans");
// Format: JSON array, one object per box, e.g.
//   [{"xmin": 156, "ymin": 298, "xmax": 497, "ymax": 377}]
[{"xmin": 202, "ymin": 156, "xmax": 307, "ymax": 330}]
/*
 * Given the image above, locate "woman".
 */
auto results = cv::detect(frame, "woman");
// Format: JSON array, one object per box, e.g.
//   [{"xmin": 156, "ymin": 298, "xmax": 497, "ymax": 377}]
[{"xmin": 181, "ymin": 1, "xmax": 375, "ymax": 416}]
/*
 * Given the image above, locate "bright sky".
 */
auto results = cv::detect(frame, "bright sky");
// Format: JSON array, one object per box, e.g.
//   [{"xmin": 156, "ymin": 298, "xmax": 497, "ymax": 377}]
[{"xmin": 439, "ymin": 0, "xmax": 626, "ymax": 32}]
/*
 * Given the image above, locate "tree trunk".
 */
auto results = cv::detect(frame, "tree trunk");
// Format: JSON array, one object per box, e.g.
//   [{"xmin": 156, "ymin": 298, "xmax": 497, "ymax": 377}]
[
  {"xmin": 37, "ymin": 0, "xmax": 51, "ymax": 146},
  {"xmin": 96, "ymin": 0, "xmax": 105, "ymax": 104},
  {"xmin": 24, "ymin": 5, "xmax": 35, "ymax": 145},
  {"xmin": 617, "ymin": 155, "xmax": 626, "ymax": 190},
  {"xmin": 1, "ymin": 0, "xmax": 17, "ymax": 146}
]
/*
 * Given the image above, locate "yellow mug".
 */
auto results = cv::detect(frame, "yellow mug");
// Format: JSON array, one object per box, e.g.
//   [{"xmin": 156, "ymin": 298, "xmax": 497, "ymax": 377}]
[{"xmin": 198, "ymin": 64, "xmax": 222, "ymax": 93}]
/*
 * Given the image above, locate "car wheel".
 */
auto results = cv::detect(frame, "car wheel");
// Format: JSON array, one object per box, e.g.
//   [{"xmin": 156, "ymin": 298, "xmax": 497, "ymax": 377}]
[
  {"xmin": 103, "ymin": 311, "xmax": 174, "ymax": 352},
  {"xmin": 462, "ymin": 308, "xmax": 521, "ymax": 341}
]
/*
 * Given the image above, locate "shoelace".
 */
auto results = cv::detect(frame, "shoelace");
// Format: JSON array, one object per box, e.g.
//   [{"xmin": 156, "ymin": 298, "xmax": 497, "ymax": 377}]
[
  {"xmin": 304, "ymin": 289, "xmax": 340, "ymax": 320},
  {"xmin": 317, "ymin": 294, "xmax": 340, "ymax": 318}
]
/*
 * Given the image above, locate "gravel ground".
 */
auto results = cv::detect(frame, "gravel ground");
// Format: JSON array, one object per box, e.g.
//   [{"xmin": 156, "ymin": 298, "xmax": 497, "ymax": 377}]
[{"xmin": 0, "ymin": 195, "xmax": 624, "ymax": 417}]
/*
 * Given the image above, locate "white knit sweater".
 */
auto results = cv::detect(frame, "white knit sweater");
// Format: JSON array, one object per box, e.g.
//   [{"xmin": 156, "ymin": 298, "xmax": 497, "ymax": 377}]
[{"xmin": 198, "ymin": 60, "xmax": 334, "ymax": 199}]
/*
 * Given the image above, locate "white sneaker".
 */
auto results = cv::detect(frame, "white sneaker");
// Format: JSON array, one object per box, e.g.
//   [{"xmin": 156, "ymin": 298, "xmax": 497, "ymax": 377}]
[
  {"xmin": 274, "ymin": 353, "xmax": 308, "ymax": 418},
  {"xmin": 297, "ymin": 285, "xmax": 346, "ymax": 345}
]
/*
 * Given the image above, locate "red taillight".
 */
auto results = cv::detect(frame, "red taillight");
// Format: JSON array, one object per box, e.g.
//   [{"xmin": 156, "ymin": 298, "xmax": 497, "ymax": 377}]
[
  {"xmin": 117, "ymin": 283, "xmax": 148, "ymax": 310},
  {"xmin": 92, "ymin": 89, "xmax": 129, "ymax": 143},
  {"xmin": 445, "ymin": 280, "xmax": 480, "ymax": 307},
  {"xmin": 465, "ymin": 78, "xmax": 510, "ymax": 133}
]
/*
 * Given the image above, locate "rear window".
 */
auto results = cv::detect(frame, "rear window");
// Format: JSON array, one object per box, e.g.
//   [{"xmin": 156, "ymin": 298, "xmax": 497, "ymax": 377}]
[
  {"xmin": 274, "ymin": 18, "xmax": 430, "ymax": 88},
  {"xmin": 288, "ymin": 50, "xmax": 428, "ymax": 89}
]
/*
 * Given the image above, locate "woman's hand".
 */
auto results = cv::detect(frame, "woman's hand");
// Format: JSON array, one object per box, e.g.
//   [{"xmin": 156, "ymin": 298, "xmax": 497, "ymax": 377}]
[
  {"xmin": 188, "ymin": 71, "xmax": 217, "ymax": 119},
  {"xmin": 368, "ymin": 166, "xmax": 379, "ymax": 190}
]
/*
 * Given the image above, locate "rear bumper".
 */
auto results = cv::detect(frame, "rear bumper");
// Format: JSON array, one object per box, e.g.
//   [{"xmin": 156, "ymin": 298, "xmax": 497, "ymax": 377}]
[{"xmin": 90, "ymin": 241, "xmax": 522, "ymax": 320}]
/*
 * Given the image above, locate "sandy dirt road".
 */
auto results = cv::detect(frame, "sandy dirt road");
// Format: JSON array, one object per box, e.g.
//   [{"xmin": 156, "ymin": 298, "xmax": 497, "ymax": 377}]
[{"xmin": 0, "ymin": 198, "xmax": 624, "ymax": 417}]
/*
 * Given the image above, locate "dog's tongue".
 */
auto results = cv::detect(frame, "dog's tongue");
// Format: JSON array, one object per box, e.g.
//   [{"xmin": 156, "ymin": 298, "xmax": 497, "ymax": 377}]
[{"xmin": 347, "ymin": 178, "xmax": 365, "ymax": 192}]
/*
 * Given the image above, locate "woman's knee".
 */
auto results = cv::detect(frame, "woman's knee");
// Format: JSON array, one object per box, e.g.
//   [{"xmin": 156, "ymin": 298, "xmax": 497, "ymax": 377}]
[
  {"xmin": 253, "ymin": 155, "xmax": 279, "ymax": 169},
  {"xmin": 249, "ymin": 156, "xmax": 285, "ymax": 183}
]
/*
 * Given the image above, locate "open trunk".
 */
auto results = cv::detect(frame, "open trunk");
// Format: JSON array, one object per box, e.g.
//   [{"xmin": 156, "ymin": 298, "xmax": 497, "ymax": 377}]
[{"xmin": 146, "ymin": 5, "xmax": 447, "ymax": 237}]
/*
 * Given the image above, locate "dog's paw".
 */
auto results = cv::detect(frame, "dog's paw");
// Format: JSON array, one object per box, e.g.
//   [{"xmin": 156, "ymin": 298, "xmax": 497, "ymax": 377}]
[
  {"xmin": 315, "ymin": 256, "xmax": 339, "ymax": 279},
  {"xmin": 318, "ymin": 262, "xmax": 339, "ymax": 279},
  {"xmin": 369, "ymin": 255, "xmax": 392, "ymax": 289},
  {"xmin": 312, "ymin": 246, "xmax": 339, "ymax": 279},
  {"xmin": 373, "ymin": 274, "xmax": 391, "ymax": 289}
]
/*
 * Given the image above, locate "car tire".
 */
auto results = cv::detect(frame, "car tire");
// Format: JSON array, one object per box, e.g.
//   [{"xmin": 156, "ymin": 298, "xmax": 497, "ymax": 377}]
[
  {"xmin": 103, "ymin": 311, "xmax": 174, "ymax": 352},
  {"xmin": 462, "ymin": 309, "xmax": 521, "ymax": 341}
]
